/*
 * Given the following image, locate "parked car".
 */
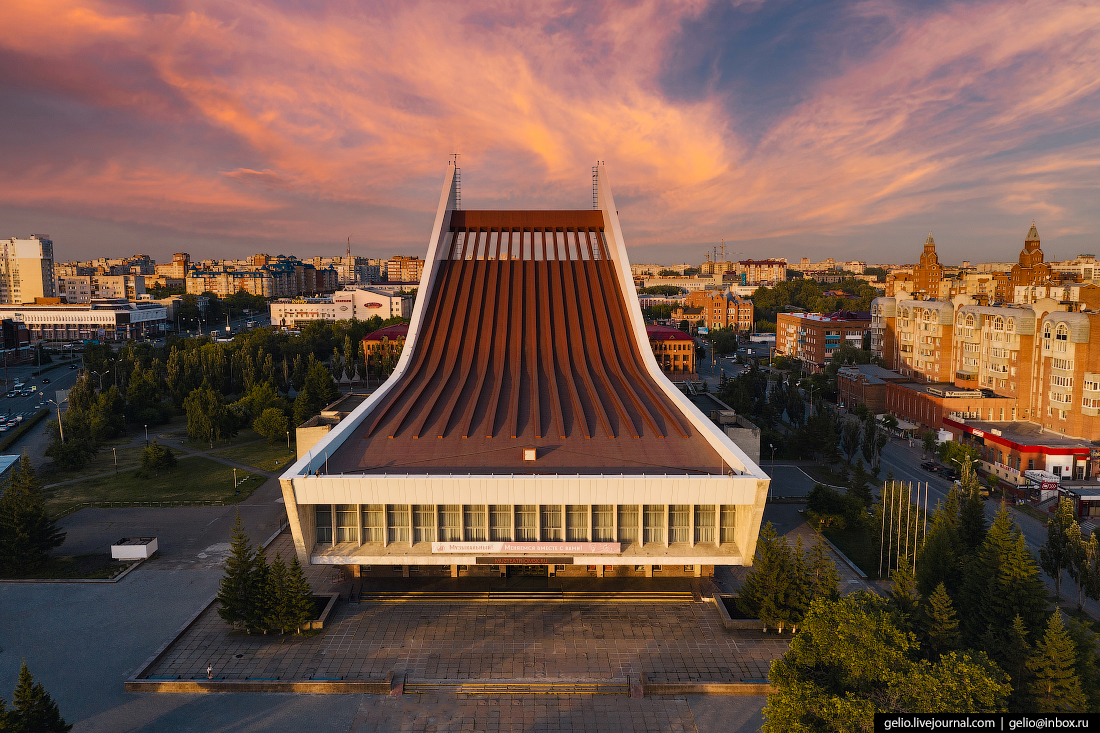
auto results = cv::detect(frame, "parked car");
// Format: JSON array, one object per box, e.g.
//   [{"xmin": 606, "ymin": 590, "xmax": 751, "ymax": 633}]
[
  {"xmin": 920, "ymin": 461, "xmax": 939, "ymax": 472},
  {"xmin": 68, "ymin": 364, "xmax": 78, "ymax": 369},
  {"xmin": 42, "ymin": 378, "xmax": 50, "ymax": 384}
]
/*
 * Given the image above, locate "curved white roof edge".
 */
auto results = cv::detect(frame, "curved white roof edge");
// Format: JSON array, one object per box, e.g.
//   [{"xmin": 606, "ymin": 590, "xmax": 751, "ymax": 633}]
[
  {"xmin": 282, "ymin": 166, "xmax": 457, "ymax": 480},
  {"xmin": 595, "ymin": 164, "xmax": 767, "ymax": 481}
]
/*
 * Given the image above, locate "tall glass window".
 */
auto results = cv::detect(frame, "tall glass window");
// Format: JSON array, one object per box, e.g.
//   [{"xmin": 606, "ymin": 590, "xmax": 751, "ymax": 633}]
[
  {"xmin": 489, "ymin": 505, "xmax": 512, "ymax": 541},
  {"xmin": 566, "ymin": 505, "xmax": 588, "ymax": 541},
  {"xmin": 413, "ymin": 505, "xmax": 435, "ymax": 544},
  {"xmin": 464, "ymin": 505, "xmax": 486, "ymax": 542},
  {"xmin": 387, "ymin": 504, "xmax": 409, "ymax": 544},
  {"xmin": 720, "ymin": 505, "xmax": 737, "ymax": 545},
  {"xmin": 335, "ymin": 504, "xmax": 358, "ymax": 543},
  {"xmin": 515, "ymin": 505, "xmax": 538, "ymax": 541},
  {"xmin": 540, "ymin": 505, "xmax": 562, "ymax": 541},
  {"xmin": 592, "ymin": 505, "xmax": 614, "ymax": 541},
  {"xmin": 361, "ymin": 504, "xmax": 384, "ymax": 543},
  {"xmin": 668, "ymin": 505, "xmax": 690, "ymax": 544},
  {"xmin": 315, "ymin": 505, "xmax": 332, "ymax": 544},
  {"xmin": 694, "ymin": 506, "xmax": 715, "ymax": 544},
  {"xmin": 438, "ymin": 505, "xmax": 462, "ymax": 541},
  {"xmin": 643, "ymin": 505, "xmax": 664, "ymax": 545},
  {"xmin": 617, "ymin": 505, "xmax": 639, "ymax": 544}
]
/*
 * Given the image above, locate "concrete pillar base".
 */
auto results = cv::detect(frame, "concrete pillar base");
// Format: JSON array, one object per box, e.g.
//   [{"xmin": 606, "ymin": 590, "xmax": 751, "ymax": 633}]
[
  {"xmin": 645, "ymin": 565, "xmax": 653, "ymax": 578},
  {"xmin": 401, "ymin": 565, "xmax": 409, "ymax": 578},
  {"xmin": 450, "ymin": 564, "xmax": 458, "ymax": 578}
]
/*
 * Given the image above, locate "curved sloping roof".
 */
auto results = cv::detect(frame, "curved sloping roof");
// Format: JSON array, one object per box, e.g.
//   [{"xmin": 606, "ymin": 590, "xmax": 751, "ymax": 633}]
[{"xmin": 327, "ymin": 211, "xmax": 725, "ymax": 475}]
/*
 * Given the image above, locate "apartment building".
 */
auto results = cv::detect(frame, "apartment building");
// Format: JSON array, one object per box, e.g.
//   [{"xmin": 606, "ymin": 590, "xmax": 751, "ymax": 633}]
[
  {"xmin": 775, "ymin": 310, "xmax": 872, "ymax": 371},
  {"xmin": 0, "ymin": 235, "xmax": 56, "ymax": 305},
  {"xmin": 646, "ymin": 325, "xmax": 696, "ymax": 375},
  {"xmin": 154, "ymin": 253, "xmax": 191, "ymax": 279},
  {"xmin": 385, "ymin": 256, "xmax": 424, "ymax": 283},
  {"xmin": 58, "ymin": 275, "xmax": 146, "ymax": 303}
]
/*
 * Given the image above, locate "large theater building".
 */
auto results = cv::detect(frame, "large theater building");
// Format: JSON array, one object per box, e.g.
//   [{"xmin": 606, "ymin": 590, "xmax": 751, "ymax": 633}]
[{"xmin": 279, "ymin": 165, "xmax": 769, "ymax": 579}]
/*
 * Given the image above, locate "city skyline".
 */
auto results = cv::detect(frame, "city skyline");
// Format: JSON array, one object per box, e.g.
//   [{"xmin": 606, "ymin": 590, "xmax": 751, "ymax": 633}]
[{"xmin": 2, "ymin": 1, "xmax": 1099, "ymax": 263}]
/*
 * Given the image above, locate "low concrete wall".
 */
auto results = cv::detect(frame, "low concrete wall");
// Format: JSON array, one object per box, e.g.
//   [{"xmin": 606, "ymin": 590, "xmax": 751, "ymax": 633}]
[
  {"xmin": 304, "ymin": 592, "xmax": 340, "ymax": 631},
  {"xmin": 125, "ymin": 679, "xmax": 392, "ymax": 694},
  {"xmin": 711, "ymin": 595, "xmax": 764, "ymax": 631},
  {"xmin": 644, "ymin": 681, "xmax": 773, "ymax": 696}
]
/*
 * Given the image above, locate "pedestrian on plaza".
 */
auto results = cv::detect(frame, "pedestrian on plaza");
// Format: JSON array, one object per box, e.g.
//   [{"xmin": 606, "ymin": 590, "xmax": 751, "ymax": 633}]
[{"xmin": 207, "ymin": 664, "xmax": 213, "ymax": 680}]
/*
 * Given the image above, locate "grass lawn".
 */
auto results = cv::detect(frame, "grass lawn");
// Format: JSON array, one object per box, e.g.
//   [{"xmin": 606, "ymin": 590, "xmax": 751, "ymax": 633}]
[
  {"xmin": 43, "ymin": 456, "xmax": 262, "ymax": 515},
  {"xmin": 212, "ymin": 440, "xmax": 296, "ymax": 473},
  {"xmin": 41, "ymin": 445, "xmax": 146, "ymax": 484},
  {"xmin": 802, "ymin": 463, "xmax": 849, "ymax": 487},
  {"xmin": 822, "ymin": 527, "xmax": 883, "ymax": 580},
  {"xmin": 0, "ymin": 553, "xmax": 134, "ymax": 580},
  {"xmin": 182, "ymin": 427, "xmax": 262, "ymax": 451}
]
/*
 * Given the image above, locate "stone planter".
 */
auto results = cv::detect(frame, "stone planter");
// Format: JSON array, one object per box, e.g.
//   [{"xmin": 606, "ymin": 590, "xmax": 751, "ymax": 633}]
[{"xmin": 712, "ymin": 595, "xmax": 764, "ymax": 631}]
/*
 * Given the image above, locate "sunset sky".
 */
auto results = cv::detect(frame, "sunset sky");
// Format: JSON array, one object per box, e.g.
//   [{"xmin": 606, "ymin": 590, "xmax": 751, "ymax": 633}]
[{"xmin": 1, "ymin": 0, "xmax": 1099, "ymax": 265}]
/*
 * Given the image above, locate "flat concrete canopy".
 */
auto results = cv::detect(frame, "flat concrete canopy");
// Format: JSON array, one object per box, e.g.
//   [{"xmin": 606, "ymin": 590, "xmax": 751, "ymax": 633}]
[{"xmin": 329, "ymin": 211, "xmax": 725, "ymax": 476}]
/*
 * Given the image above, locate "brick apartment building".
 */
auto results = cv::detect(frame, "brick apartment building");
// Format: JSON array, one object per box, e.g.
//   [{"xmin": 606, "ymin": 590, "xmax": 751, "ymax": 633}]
[{"xmin": 775, "ymin": 310, "xmax": 872, "ymax": 372}]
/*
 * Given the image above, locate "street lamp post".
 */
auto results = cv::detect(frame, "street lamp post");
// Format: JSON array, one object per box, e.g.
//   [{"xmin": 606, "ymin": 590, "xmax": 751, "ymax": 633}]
[
  {"xmin": 769, "ymin": 443, "xmax": 776, "ymax": 499},
  {"xmin": 286, "ymin": 430, "xmax": 290, "ymax": 450},
  {"xmin": 145, "ymin": 424, "xmax": 149, "ymax": 447},
  {"xmin": 47, "ymin": 397, "xmax": 67, "ymax": 443}
]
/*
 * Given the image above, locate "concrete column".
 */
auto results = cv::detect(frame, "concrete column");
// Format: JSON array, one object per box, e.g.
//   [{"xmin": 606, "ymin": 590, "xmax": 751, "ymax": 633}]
[
  {"xmin": 351, "ymin": 564, "xmax": 361, "ymax": 578},
  {"xmin": 645, "ymin": 565, "xmax": 653, "ymax": 578},
  {"xmin": 596, "ymin": 564, "xmax": 604, "ymax": 577},
  {"xmin": 382, "ymin": 504, "xmax": 389, "ymax": 548},
  {"xmin": 664, "ymin": 505, "xmax": 670, "ymax": 548},
  {"xmin": 714, "ymin": 505, "xmax": 720, "ymax": 548},
  {"xmin": 357, "ymin": 503, "xmax": 363, "ymax": 547},
  {"xmin": 690, "ymin": 504, "xmax": 696, "ymax": 548},
  {"xmin": 331, "ymin": 504, "xmax": 336, "ymax": 548},
  {"xmin": 450, "ymin": 564, "xmax": 458, "ymax": 578},
  {"xmin": 409, "ymin": 504, "xmax": 414, "ymax": 548},
  {"xmin": 402, "ymin": 565, "xmax": 409, "ymax": 578},
  {"xmin": 483, "ymin": 504, "xmax": 489, "ymax": 543}
]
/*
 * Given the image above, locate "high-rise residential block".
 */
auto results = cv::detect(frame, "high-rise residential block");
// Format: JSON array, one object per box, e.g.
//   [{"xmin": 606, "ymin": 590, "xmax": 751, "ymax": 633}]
[{"xmin": 0, "ymin": 235, "xmax": 56, "ymax": 304}]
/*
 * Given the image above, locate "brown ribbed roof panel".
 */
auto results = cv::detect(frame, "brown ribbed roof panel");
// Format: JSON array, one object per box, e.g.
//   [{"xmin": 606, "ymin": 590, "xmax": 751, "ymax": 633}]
[{"xmin": 330, "ymin": 211, "xmax": 724, "ymax": 475}]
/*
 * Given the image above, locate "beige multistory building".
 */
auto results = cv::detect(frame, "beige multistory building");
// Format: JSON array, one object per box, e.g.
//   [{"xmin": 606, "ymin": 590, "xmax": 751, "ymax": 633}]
[{"xmin": 0, "ymin": 235, "xmax": 56, "ymax": 305}]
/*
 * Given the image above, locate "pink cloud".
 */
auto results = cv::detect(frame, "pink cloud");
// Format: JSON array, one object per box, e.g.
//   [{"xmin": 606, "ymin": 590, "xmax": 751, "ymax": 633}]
[{"xmin": 0, "ymin": 0, "xmax": 1098, "ymax": 260}]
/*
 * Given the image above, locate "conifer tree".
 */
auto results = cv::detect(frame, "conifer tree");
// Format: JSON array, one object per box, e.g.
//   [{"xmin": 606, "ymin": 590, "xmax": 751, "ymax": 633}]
[
  {"xmin": 886, "ymin": 565, "xmax": 921, "ymax": 631},
  {"xmin": 6, "ymin": 661, "xmax": 72, "ymax": 732},
  {"xmin": 247, "ymin": 545, "xmax": 269, "ymax": 634},
  {"xmin": 921, "ymin": 583, "xmax": 959, "ymax": 663},
  {"xmin": 1065, "ymin": 521, "xmax": 1088, "ymax": 610},
  {"xmin": 1041, "ymin": 498, "xmax": 1079, "ymax": 600},
  {"xmin": 263, "ymin": 551, "xmax": 289, "ymax": 634},
  {"xmin": 216, "ymin": 512, "xmax": 254, "ymax": 628},
  {"xmin": 956, "ymin": 483, "xmax": 988, "ymax": 554},
  {"xmin": 807, "ymin": 535, "xmax": 840, "ymax": 602},
  {"xmin": 737, "ymin": 523, "xmax": 797, "ymax": 632},
  {"xmin": 0, "ymin": 456, "xmax": 66, "ymax": 576},
  {"xmin": 848, "ymin": 461, "xmax": 872, "ymax": 508},
  {"xmin": 1027, "ymin": 613, "xmax": 1086, "ymax": 714},
  {"xmin": 961, "ymin": 508, "xmax": 1048, "ymax": 645},
  {"xmin": 1002, "ymin": 615, "xmax": 1034, "ymax": 714},
  {"xmin": 916, "ymin": 509, "xmax": 961, "ymax": 597},
  {"xmin": 286, "ymin": 554, "xmax": 316, "ymax": 633},
  {"xmin": 1064, "ymin": 617, "xmax": 1100, "ymax": 713}
]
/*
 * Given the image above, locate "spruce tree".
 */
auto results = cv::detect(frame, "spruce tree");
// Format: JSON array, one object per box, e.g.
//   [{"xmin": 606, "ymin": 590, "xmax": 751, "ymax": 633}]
[
  {"xmin": 922, "ymin": 583, "xmax": 959, "ymax": 662},
  {"xmin": 956, "ymin": 488, "xmax": 988, "ymax": 554},
  {"xmin": 286, "ymin": 554, "xmax": 316, "ymax": 633},
  {"xmin": 8, "ymin": 661, "xmax": 71, "ymax": 732},
  {"xmin": 1065, "ymin": 522, "xmax": 1088, "ymax": 610},
  {"xmin": 0, "ymin": 456, "xmax": 66, "ymax": 576},
  {"xmin": 1040, "ymin": 498, "xmax": 1078, "ymax": 601},
  {"xmin": 1027, "ymin": 613, "xmax": 1086, "ymax": 714},
  {"xmin": 961, "ymin": 508, "xmax": 1047, "ymax": 645},
  {"xmin": 247, "ymin": 545, "xmax": 270, "ymax": 634},
  {"xmin": 1003, "ymin": 615, "xmax": 1034, "ymax": 714},
  {"xmin": 263, "ymin": 551, "xmax": 289, "ymax": 634},
  {"xmin": 807, "ymin": 535, "xmax": 840, "ymax": 602},
  {"xmin": 1064, "ymin": 617, "xmax": 1100, "ymax": 713},
  {"xmin": 216, "ymin": 512, "xmax": 254, "ymax": 628},
  {"xmin": 916, "ymin": 509, "xmax": 961, "ymax": 597},
  {"xmin": 848, "ymin": 461, "xmax": 872, "ymax": 507},
  {"xmin": 886, "ymin": 565, "xmax": 921, "ymax": 631},
  {"xmin": 737, "ymin": 523, "xmax": 796, "ymax": 632}
]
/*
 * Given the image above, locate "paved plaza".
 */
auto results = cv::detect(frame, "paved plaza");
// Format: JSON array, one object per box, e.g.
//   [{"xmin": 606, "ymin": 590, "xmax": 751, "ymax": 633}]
[{"xmin": 144, "ymin": 535, "xmax": 790, "ymax": 685}]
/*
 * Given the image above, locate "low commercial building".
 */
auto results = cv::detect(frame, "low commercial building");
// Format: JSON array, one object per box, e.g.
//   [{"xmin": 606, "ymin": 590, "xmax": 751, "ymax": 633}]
[
  {"xmin": 278, "ymin": 165, "xmax": 769, "ymax": 581},
  {"xmin": 270, "ymin": 288, "xmax": 413, "ymax": 329},
  {"xmin": 646, "ymin": 325, "xmax": 695, "ymax": 375},
  {"xmin": 0, "ymin": 300, "xmax": 167, "ymax": 342},
  {"xmin": 836, "ymin": 364, "xmax": 909, "ymax": 414},
  {"xmin": 361, "ymin": 323, "xmax": 408, "ymax": 358}
]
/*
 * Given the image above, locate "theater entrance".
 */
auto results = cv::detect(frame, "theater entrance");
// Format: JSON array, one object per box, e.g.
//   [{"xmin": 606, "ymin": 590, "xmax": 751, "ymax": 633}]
[{"xmin": 506, "ymin": 563, "xmax": 548, "ymax": 577}]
